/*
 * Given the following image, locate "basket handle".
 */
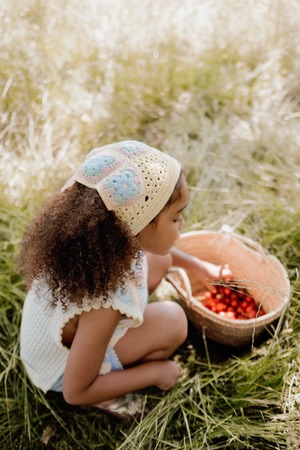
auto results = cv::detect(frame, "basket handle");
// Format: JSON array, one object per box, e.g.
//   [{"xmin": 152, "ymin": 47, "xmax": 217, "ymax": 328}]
[
  {"xmin": 166, "ymin": 268, "xmax": 208, "ymax": 312},
  {"xmin": 220, "ymin": 224, "xmax": 266, "ymax": 256},
  {"xmin": 165, "ymin": 267, "xmax": 194, "ymax": 305}
]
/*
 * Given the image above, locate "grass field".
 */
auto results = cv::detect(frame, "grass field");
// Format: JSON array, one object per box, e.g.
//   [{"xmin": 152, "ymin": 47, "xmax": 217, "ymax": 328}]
[{"xmin": 1, "ymin": 0, "xmax": 300, "ymax": 448}]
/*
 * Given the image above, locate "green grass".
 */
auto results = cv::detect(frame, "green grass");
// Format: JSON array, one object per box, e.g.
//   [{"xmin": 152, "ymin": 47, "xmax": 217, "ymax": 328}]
[{"xmin": 1, "ymin": 0, "xmax": 300, "ymax": 448}]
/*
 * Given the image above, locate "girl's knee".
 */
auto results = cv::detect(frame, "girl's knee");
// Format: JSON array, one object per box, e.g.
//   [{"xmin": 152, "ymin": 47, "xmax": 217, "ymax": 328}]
[
  {"xmin": 160, "ymin": 301, "xmax": 188, "ymax": 345},
  {"xmin": 116, "ymin": 301, "xmax": 188, "ymax": 364}
]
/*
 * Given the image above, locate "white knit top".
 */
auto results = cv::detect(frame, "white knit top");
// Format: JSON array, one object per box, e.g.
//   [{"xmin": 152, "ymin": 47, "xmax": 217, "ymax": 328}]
[{"xmin": 20, "ymin": 254, "xmax": 148, "ymax": 393}]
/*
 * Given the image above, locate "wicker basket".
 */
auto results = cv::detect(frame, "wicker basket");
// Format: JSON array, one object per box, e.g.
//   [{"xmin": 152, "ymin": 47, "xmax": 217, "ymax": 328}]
[{"xmin": 166, "ymin": 229, "xmax": 291, "ymax": 347}]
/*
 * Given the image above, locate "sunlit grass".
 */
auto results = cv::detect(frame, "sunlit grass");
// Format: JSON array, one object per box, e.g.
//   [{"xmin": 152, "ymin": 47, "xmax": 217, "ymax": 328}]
[{"xmin": 1, "ymin": 0, "xmax": 300, "ymax": 448}]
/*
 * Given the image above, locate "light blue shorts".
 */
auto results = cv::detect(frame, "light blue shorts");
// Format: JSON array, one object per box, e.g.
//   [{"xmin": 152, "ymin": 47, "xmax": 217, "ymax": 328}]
[{"xmin": 50, "ymin": 348, "xmax": 123, "ymax": 392}]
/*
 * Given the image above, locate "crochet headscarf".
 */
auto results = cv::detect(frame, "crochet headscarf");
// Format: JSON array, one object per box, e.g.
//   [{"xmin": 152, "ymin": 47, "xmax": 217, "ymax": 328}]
[{"xmin": 62, "ymin": 141, "xmax": 181, "ymax": 235}]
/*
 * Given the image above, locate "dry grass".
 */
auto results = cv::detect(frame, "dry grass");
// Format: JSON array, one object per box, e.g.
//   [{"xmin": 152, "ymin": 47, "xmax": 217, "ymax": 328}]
[{"xmin": 0, "ymin": 0, "xmax": 299, "ymax": 448}]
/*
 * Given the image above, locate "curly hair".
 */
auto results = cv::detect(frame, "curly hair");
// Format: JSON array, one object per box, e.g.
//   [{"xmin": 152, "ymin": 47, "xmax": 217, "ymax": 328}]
[{"xmin": 18, "ymin": 183, "xmax": 141, "ymax": 308}]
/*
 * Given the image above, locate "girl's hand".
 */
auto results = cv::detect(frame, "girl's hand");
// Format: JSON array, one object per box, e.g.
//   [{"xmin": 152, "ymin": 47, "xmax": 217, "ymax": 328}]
[
  {"xmin": 170, "ymin": 247, "xmax": 232, "ymax": 293},
  {"xmin": 195, "ymin": 261, "xmax": 232, "ymax": 293},
  {"xmin": 154, "ymin": 360, "xmax": 181, "ymax": 391}
]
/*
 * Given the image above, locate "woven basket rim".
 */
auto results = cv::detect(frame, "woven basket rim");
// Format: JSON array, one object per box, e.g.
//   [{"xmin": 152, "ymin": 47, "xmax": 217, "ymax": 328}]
[
  {"xmin": 167, "ymin": 271, "xmax": 289, "ymax": 329},
  {"xmin": 178, "ymin": 229, "xmax": 291, "ymax": 296},
  {"xmin": 167, "ymin": 229, "xmax": 291, "ymax": 331},
  {"xmin": 187, "ymin": 296, "xmax": 287, "ymax": 328}
]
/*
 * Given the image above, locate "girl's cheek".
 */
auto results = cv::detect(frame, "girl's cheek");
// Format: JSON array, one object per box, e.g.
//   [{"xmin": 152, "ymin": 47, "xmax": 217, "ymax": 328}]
[{"xmin": 177, "ymin": 217, "xmax": 184, "ymax": 231}]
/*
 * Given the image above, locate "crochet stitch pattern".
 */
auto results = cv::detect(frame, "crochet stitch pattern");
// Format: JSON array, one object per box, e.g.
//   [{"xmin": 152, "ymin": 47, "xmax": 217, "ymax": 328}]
[
  {"xmin": 100, "ymin": 141, "xmax": 148, "ymax": 158},
  {"xmin": 101, "ymin": 168, "xmax": 143, "ymax": 207},
  {"xmin": 61, "ymin": 140, "xmax": 181, "ymax": 235},
  {"xmin": 78, "ymin": 152, "xmax": 122, "ymax": 186}
]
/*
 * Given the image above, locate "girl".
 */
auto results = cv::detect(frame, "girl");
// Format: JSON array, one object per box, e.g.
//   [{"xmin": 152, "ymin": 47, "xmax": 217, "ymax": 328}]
[{"xmin": 19, "ymin": 141, "xmax": 230, "ymax": 418}]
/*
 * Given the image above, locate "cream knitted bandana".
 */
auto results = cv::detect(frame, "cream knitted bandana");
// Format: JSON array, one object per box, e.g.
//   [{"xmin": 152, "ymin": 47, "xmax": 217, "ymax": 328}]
[{"xmin": 62, "ymin": 141, "xmax": 181, "ymax": 235}]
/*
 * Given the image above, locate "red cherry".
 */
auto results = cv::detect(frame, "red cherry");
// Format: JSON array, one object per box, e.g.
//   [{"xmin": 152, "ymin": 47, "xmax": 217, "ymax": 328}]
[
  {"xmin": 219, "ymin": 311, "xmax": 235, "ymax": 319},
  {"xmin": 200, "ymin": 286, "xmax": 265, "ymax": 320},
  {"xmin": 230, "ymin": 299, "xmax": 238, "ymax": 308},
  {"xmin": 216, "ymin": 302, "xmax": 226, "ymax": 313},
  {"xmin": 204, "ymin": 291, "xmax": 212, "ymax": 300}
]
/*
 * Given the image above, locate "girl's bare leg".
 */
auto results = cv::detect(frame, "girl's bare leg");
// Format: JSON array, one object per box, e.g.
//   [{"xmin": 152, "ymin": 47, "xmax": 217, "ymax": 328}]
[{"xmin": 115, "ymin": 301, "xmax": 188, "ymax": 367}]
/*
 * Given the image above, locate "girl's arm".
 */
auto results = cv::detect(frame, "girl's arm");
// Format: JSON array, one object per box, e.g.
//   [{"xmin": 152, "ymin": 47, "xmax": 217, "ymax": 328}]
[
  {"xmin": 146, "ymin": 248, "xmax": 232, "ymax": 294},
  {"xmin": 170, "ymin": 247, "xmax": 232, "ymax": 293},
  {"xmin": 62, "ymin": 306, "xmax": 179, "ymax": 406}
]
